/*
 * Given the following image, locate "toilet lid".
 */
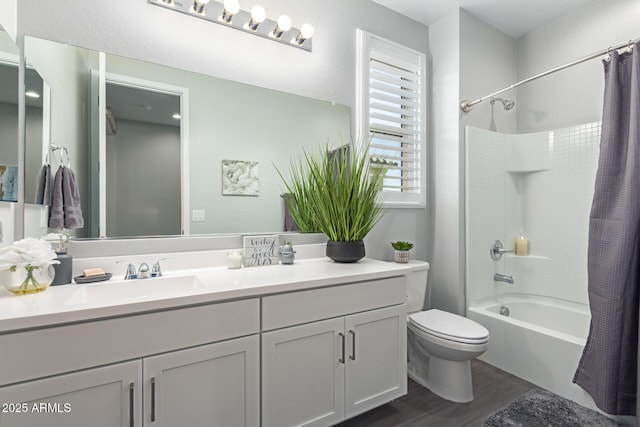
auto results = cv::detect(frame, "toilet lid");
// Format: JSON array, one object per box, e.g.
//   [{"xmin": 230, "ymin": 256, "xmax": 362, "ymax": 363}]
[{"xmin": 409, "ymin": 309, "xmax": 489, "ymax": 344}]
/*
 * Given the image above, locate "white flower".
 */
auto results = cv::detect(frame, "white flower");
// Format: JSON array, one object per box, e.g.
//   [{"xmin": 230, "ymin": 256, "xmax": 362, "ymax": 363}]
[{"xmin": 0, "ymin": 238, "xmax": 60, "ymax": 271}]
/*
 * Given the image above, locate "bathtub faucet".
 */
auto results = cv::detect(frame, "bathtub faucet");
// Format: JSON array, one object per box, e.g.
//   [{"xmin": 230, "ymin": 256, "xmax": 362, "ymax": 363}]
[{"xmin": 494, "ymin": 273, "xmax": 514, "ymax": 284}]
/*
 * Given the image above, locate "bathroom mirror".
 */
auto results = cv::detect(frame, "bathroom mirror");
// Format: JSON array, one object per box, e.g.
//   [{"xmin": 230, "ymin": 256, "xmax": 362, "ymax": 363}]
[
  {"xmin": 0, "ymin": 29, "xmax": 19, "ymax": 203},
  {"xmin": 22, "ymin": 36, "xmax": 351, "ymax": 239}
]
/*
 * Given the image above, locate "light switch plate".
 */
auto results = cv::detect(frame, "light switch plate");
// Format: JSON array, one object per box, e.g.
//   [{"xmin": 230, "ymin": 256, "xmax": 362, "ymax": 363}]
[{"xmin": 192, "ymin": 210, "xmax": 205, "ymax": 222}]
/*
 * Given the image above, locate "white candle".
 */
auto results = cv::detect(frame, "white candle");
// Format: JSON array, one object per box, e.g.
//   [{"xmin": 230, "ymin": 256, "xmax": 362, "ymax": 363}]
[
  {"xmin": 227, "ymin": 252, "xmax": 243, "ymax": 269},
  {"xmin": 515, "ymin": 236, "xmax": 529, "ymax": 256}
]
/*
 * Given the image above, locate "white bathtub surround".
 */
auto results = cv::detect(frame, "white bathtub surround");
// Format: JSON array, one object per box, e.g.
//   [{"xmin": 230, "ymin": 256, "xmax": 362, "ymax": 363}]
[{"xmin": 465, "ymin": 123, "xmax": 602, "ymax": 412}]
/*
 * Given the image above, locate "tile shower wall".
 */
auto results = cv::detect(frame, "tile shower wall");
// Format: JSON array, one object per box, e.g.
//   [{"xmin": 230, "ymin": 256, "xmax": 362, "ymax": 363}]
[{"xmin": 466, "ymin": 122, "xmax": 601, "ymax": 306}]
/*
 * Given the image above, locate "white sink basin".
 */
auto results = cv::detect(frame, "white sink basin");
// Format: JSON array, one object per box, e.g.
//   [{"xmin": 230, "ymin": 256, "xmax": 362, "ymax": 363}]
[{"xmin": 64, "ymin": 275, "xmax": 205, "ymax": 306}]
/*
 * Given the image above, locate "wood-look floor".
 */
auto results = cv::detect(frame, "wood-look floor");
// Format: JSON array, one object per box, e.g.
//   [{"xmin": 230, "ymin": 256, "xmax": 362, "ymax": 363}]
[{"xmin": 337, "ymin": 360, "xmax": 537, "ymax": 427}]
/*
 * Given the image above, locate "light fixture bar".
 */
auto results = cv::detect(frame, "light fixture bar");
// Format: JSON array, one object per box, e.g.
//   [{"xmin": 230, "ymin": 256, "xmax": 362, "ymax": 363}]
[{"xmin": 149, "ymin": 0, "xmax": 313, "ymax": 52}]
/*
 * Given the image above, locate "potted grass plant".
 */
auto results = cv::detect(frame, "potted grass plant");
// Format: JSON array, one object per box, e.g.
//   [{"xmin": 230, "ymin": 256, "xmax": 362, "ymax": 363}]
[{"xmin": 277, "ymin": 144, "xmax": 386, "ymax": 263}]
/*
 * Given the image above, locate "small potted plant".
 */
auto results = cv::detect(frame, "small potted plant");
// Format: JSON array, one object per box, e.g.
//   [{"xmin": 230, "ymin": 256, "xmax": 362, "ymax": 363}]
[{"xmin": 391, "ymin": 241, "xmax": 414, "ymax": 263}]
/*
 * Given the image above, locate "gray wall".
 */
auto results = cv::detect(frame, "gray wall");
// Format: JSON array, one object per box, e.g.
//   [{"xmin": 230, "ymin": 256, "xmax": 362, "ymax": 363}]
[
  {"xmin": 429, "ymin": 9, "xmax": 516, "ymax": 314},
  {"xmin": 516, "ymin": 0, "xmax": 640, "ymax": 133},
  {"xmin": 12, "ymin": 0, "xmax": 430, "ymax": 262}
]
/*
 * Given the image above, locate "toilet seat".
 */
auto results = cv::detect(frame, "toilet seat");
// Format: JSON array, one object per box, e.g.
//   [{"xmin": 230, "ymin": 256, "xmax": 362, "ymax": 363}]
[{"xmin": 409, "ymin": 309, "xmax": 489, "ymax": 345}]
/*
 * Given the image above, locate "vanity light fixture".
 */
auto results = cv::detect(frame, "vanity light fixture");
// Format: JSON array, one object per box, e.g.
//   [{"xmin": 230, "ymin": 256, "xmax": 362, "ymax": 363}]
[
  {"xmin": 192, "ymin": 0, "xmax": 210, "ymax": 15},
  {"xmin": 247, "ymin": 5, "xmax": 266, "ymax": 31},
  {"xmin": 272, "ymin": 15, "xmax": 292, "ymax": 39},
  {"xmin": 221, "ymin": 0, "xmax": 240, "ymax": 23},
  {"xmin": 148, "ymin": 0, "xmax": 313, "ymax": 51}
]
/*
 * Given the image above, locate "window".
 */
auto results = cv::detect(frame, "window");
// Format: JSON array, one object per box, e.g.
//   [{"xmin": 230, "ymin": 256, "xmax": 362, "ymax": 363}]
[{"xmin": 356, "ymin": 30, "xmax": 427, "ymax": 207}]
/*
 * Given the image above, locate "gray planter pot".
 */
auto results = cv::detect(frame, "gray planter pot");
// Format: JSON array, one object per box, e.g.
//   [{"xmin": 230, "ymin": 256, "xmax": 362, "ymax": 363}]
[{"xmin": 326, "ymin": 240, "xmax": 365, "ymax": 263}]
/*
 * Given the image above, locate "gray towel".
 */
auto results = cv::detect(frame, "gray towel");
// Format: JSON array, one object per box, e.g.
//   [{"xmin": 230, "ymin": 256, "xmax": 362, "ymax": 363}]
[
  {"xmin": 282, "ymin": 193, "xmax": 299, "ymax": 232},
  {"xmin": 48, "ymin": 166, "xmax": 64, "ymax": 229},
  {"xmin": 35, "ymin": 164, "xmax": 51, "ymax": 205},
  {"xmin": 62, "ymin": 166, "xmax": 84, "ymax": 229}
]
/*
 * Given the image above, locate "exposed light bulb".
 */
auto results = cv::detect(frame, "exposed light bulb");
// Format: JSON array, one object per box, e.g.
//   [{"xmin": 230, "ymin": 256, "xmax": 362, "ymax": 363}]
[
  {"xmin": 300, "ymin": 23, "xmax": 314, "ymax": 39},
  {"xmin": 294, "ymin": 23, "xmax": 314, "ymax": 44},
  {"xmin": 172, "ymin": 113, "xmax": 181, "ymax": 120},
  {"xmin": 273, "ymin": 14, "xmax": 292, "ymax": 38},
  {"xmin": 25, "ymin": 90, "xmax": 40, "ymax": 98},
  {"xmin": 248, "ymin": 5, "xmax": 266, "ymax": 31},
  {"xmin": 221, "ymin": 0, "xmax": 240, "ymax": 22},
  {"xmin": 192, "ymin": 0, "xmax": 210, "ymax": 14}
]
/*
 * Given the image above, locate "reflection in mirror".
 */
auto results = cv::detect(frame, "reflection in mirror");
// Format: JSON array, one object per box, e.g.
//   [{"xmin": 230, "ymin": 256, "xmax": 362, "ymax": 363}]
[
  {"xmin": 104, "ymin": 82, "xmax": 182, "ymax": 237},
  {"xmin": 24, "ymin": 67, "xmax": 46, "ymax": 204},
  {"xmin": 23, "ymin": 37, "xmax": 100, "ymax": 239},
  {"xmin": 22, "ymin": 37, "xmax": 351, "ymax": 240},
  {"xmin": 0, "ymin": 31, "xmax": 19, "ymax": 203},
  {"xmin": 0, "ymin": 29, "xmax": 19, "ymax": 246}
]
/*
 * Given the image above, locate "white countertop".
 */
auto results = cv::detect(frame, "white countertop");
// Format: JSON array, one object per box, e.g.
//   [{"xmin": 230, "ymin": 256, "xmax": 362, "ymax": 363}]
[{"xmin": 0, "ymin": 258, "xmax": 413, "ymax": 333}]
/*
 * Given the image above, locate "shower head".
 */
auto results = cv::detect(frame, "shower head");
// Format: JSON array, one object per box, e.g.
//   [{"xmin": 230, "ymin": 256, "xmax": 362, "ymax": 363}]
[{"xmin": 490, "ymin": 97, "xmax": 516, "ymax": 111}]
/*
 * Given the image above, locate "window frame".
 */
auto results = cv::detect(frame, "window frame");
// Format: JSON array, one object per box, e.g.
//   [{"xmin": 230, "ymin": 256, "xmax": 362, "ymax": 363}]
[{"xmin": 355, "ymin": 29, "xmax": 427, "ymax": 208}]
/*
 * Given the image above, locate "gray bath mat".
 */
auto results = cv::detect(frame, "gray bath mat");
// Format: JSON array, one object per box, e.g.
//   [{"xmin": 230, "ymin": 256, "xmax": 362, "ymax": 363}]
[{"xmin": 485, "ymin": 389, "xmax": 624, "ymax": 426}]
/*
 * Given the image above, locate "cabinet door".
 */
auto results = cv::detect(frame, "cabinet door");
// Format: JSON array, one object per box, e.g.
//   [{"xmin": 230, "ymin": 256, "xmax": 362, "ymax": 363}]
[
  {"xmin": 0, "ymin": 360, "xmax": 142, "ymax": 427},
  {"xmin": 262, "ymin": 318, "xmax": 345, "ymax": 427},
  {"xmin": 344, "ymin": 304, "xmax": 407, "ymax": 419},
  {"xmin": 143, "ymin": 334, "xmax": 259, "ymax": 427}
]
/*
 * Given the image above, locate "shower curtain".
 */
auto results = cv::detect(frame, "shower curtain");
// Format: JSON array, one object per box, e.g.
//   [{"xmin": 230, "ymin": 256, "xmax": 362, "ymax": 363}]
[{"xmin": 574, "ymin": 41, "xmax": 640, "ymax": 417}]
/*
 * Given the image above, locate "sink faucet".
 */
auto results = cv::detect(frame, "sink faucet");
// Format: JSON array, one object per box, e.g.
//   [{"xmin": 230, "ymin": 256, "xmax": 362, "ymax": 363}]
[
  {"xmin": 117, "ymin": 261, "xmax": 138, "ymax": 280},
  {"xmin": 494, "ymin": 273, "xmax": 514, "ymax": 284}
]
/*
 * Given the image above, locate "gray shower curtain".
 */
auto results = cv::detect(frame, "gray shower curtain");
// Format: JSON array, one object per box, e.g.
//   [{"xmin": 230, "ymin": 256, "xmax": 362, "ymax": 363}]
[{"xmin": 573, "ymin": 41, "xmax": 640, "ymax": 417}]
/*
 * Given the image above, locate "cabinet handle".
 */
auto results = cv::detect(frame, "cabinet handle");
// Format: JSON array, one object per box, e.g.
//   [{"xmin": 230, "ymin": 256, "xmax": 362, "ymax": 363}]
[
  {"xmin": 338, "ymin": 332, "xmax": 345, "ymax": 364},
  {"xmin": 151, "ymin": 377, "xmax": 156, "ymax": 422},
  {"xmin": 129, "ymin": 382, "xmax": 135, "ymax": 427},
  {"xmin": 349, "ymin": 330, "xmax": 356, "ymax": 361}
]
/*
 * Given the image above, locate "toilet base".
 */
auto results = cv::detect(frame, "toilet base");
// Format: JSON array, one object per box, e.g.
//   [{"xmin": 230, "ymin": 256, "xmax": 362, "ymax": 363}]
[{"xmin": 425, "ymin": 356, "xmax": 474, "ymax": 403}]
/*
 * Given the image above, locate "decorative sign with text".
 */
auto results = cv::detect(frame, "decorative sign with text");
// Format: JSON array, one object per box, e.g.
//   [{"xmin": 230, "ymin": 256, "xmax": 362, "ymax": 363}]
[{"xmin": 243, "ymin": 235, "xmax": 280, "ymax": 267}]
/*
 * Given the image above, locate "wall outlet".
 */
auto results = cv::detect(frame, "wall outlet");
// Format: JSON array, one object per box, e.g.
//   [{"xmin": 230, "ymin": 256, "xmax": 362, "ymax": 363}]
[{"xmin": 192, "ymin": 210, "xmax": 205, "ymax": 222}]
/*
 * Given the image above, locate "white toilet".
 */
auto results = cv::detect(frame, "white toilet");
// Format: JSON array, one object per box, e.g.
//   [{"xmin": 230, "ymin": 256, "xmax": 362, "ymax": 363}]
[{"xmin": 405, "ymin": 261, "xmax": 489, "ymax": 403}]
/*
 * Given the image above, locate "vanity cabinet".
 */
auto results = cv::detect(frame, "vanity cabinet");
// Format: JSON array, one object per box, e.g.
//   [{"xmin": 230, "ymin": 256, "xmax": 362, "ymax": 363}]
[
  {"xmin": 0, "ymin": 361, "xmax": 142, "ymax": 427},
  {"xmin": 0, "ymin": 262, "xmax": 410, "ymax": 427},
  {"xmin": 261, "ymin": 277, "xmax": 407, "ymax": 427},
  {"xmin": 143, "ymin": 334, "xmax": 259, "ymax": 426},
  {"xmin": 0, "ymin": 298, "xmax": 261, "ymax": 427}
]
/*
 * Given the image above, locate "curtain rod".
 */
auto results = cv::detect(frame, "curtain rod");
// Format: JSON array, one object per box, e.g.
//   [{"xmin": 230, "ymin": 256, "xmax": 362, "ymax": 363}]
[{"xmin": 460, "ymin": 37, "xmax": 639, "ymax": 113}]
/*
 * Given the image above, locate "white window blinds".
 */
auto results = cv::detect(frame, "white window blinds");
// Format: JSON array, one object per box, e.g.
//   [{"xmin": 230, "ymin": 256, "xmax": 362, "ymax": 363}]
[{"xmin": 357, "ymin": 30, "xmax": 427, "ymax": 207}]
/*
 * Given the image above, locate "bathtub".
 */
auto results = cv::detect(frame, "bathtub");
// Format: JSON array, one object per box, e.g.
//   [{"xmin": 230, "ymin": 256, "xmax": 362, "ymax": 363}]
[{"xmin": 467, "ymin": 294, "xmax": 597, "ymax": 410}]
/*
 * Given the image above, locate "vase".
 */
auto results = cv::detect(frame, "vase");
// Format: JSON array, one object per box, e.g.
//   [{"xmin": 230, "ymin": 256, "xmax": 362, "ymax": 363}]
[
  {"xmin": 1, "ymin": 265, "xmax": 56, "ymax": 295},
  {"xmin": 326, "ymin": 240, "xmax": 365, "ymax": 263},
  {"xmin": 394, "ymin": 250, "xmax": 410, "ymax": 263}
]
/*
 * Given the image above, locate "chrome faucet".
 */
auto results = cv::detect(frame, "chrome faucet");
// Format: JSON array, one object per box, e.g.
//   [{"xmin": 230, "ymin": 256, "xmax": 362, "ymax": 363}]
[
  {"xmin": 117, "ymin": 261, "xmax": 138, "ymax": 280},
  {"xmin": 151, "ymin": 258, "xmax": 168, "ymax": 277},
  {"xmin": 494, "ymin": 273, "xmax": 514, "ymax": 284}
]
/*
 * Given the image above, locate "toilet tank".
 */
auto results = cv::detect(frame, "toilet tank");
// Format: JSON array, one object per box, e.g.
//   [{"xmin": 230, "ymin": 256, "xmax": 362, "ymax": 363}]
[{"xmin": 405, "ymin": 260, "xmax": 430, "ymax": 314}]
